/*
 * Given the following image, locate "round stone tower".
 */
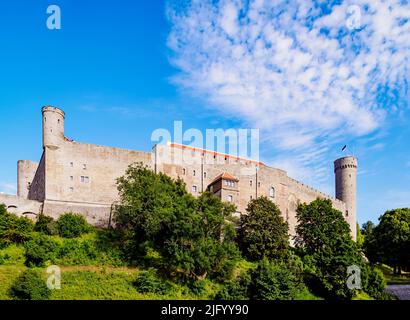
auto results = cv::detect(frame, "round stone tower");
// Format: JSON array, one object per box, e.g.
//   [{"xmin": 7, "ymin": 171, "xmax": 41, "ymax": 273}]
[
  {"xmin": 42, "ymin": 106, "xmax": 65, "ymax": 149},
  {"xmin": 334, "ymin": 156, "xmax": 357, "ymax": 240}
]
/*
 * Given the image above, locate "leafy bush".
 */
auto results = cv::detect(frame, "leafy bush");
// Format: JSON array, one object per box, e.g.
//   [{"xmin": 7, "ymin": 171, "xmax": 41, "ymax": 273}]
[
  {"xmin": 0, "ymin": 206, "xmax": 34, "ymax": 247},
  {"xmin": 34, "ymin": 214, "xmax": 58, "ymax": 236},
  {"xmin": 0, "ymin": 204, "xmax": 7, "ymax": 215},
  {"xmin": 0, "ymin": 253, "xmax": 10, "ymax": 265},
  {"xmin": 9, "ymin": 269, "xmax": 51, "ymax": 300},
  {"xmin": 215, "ymin": 271, "xmax": 252, "ymax": 300},
  {"xmin": 133, "ymin": 269, "xmax": 171, "ymax": 295},
  {"xmin": 0, "ymin": 245, "xmax": 25, "ymax": 265},
  {"xmin": 248, "ymin": 258, "xmax": 302, "ymax": 300},
  {"xmin": 24, "ymin": 234, "xmax": 59, "ymax": 266},
  {"xmin": 362, "ymin": 265, "xmax": 389, "ymax": 300},
  {"xmin": 57, "ymin": 239, "xmax": 97, "ymax": 265},
  {"xmin": 216, "ymin": 257, "xmax": 303, "ymax": 300},
  {"xmin": 187, "ymin": 279, "xmax": 208, "ymax": 296},
  {"xmin": 57, "ymin": 213, "xmax": 91, "ymax": 238}
]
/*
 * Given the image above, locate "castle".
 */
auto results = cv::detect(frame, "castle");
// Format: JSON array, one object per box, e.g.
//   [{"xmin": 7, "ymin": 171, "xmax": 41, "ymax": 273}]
[{"xmin": 0, "ymin": 106, "xmax": 358, "ymax": 240}]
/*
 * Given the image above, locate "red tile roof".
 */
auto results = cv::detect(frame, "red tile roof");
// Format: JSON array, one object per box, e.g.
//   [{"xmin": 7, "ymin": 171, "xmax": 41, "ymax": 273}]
[
  {"xmin": 210, "ymin": 172, "xmax": 239, "ymax": 184},
  {"xmin": 168, "ymin": 142, "xmax": 265, "ymax": 166}
]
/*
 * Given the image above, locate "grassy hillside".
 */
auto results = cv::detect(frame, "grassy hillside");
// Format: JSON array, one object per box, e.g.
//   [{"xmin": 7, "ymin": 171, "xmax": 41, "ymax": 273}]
[
  {"xmin": 377, "ymin": 264, "xmax": 410, "ymax": 285},
  {"xmin": 0, "ymin": 242, "xmax": 326, "ymax": 300}
]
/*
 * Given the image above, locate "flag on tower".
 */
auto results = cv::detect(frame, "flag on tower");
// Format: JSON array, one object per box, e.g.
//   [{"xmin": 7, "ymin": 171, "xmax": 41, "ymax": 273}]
[{"xmin": 342, "ymin": 145, "xmax": 347, "ymax": 152}]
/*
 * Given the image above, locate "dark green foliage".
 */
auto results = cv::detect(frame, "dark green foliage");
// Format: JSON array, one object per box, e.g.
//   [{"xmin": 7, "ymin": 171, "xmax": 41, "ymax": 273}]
[
  {"xmin": 34, "ymin": 214, "xmax": 58, "ymax": 235},
  {"xmin": 295, "ymin": 199, "xmax": 363, "ymax": 300},
  {"xmin": 0, "ymin": 253, "xmax": 10, "ymax": 265},
  {"xmin": 133, "ymin": 269, "xmax": 171, "ymax": 294},
  {"xmin": 363, "ymin": 209, "xmax": 410, "ymax": 274},
  {"xmin": 362, "ymin": 265, "xmax": 389, "ymax": 300},
  {"xmin": 0, "ymin": 204, "xmax": 6, "ymax": 215},
  {"xmin": 23, "ymin": 234, "xmax": 59, "ymax": 266},
  {"xmin": 187, "ymin": 279, "xmax": 208, "ymax": 296},
  {"xmin": 248, "ymin": 258, "xmax": 302, "ymax": 300},
  {"xmin": 237, "ymin": 197, "xmax": 289, "ymax": 261},
  {"xmin": 0, "ymin": 205, "xmax": 34, "ymax": 248},
  {"xmin": 9, "ymin": 269, "xmax": 51, "ymax": 300},
  {"xmin": 215, "ymin": 271, "xmax": 252, "ymax": 300},
  {"xmin": 114, "ymin": 163, "xmax": 240, "ymax": 280},
  {"xmin": 57, "ymin": 213, "xmax": 91, "ymax": 238},
  {"xmin": 57, "ymin": 239, "xmax": 97, "ymax": 265},
  {"xmin": 361, "ymin": 221, "xmax": 376, "ymax": 237},
  {"xmin": 217, "ymin": 254, "xmax": 305, "ymax": 300}
]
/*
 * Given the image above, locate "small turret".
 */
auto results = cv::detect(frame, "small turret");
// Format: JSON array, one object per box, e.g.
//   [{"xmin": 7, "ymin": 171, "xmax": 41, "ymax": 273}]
[
  {"xmin": 42, "ymin": 106, "xmax": 65, "ymax": 149},
  {"xmin": 334, "ymin": 156, "xmax": 357, "ymax": 240}
]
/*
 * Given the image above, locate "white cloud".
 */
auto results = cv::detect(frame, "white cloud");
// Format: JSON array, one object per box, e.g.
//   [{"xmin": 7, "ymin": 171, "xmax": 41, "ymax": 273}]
[{"xmin": 166, "ymin": 0, "xmax": 409, "ymax": 187}]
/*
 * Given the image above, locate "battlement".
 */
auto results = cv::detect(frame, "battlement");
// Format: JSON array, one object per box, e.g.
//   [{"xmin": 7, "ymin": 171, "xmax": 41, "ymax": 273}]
[
  {"xmin": 334, "ymin": 156, "xmax": 358, "ymax": 173},
  {"xmin": 42, "ymin": 105, "xmax": 65, "ymax": 118}
]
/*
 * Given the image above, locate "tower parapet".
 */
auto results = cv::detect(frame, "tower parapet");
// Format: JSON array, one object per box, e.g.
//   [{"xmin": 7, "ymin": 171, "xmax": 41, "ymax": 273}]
[
  {"xmin": 334, "ymin": 156, "xmax": 357, "ymax": 240},
  {"xmin": 42, "ymin": 106, "xmax": 65, "ymax": 149}
]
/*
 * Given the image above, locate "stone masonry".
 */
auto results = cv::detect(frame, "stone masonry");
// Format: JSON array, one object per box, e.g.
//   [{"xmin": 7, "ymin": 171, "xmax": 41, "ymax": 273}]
[{"xmin": 0, "ymin": 106, "xmax": 357, "ymax": 240}]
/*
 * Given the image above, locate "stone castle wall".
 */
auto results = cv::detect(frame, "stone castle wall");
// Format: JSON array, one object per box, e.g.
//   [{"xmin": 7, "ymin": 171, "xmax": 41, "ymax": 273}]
[
  {"xmin": 44, "ymin": 140, "xmax": 152, "ymax": 205},
  {"xmin": 17, "ymin": 160, "xmax": 39, "ymax": 199},
  {"xmin": 1, "ymin": 106, "xmax": 356, "ymax": 240},
  {"xmin": 27, "ymin": 153, "xmax": 46, "ymax": 202},
  {"xmin": 153, "ymin": 143, "xmax": 349, "ymax": 239}
]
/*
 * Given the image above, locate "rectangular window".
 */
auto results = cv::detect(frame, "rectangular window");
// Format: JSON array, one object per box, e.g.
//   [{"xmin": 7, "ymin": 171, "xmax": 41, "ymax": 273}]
[
  {"xmin": 182, "ymin": 168, "xmax": 186, "ymax": 175},
  {"xmin": 70, "ymin": 162, "xmax": 74, "ymax": 167},
  {"xmin": 227, "ymin": 195, "xmax": 233, "ymax": 202},
  {"xmin": 250, "ymin": 180, "xmax": 253, "ymax": 186},
  {"xmin": 193, "ymin": 170, "xmax": 196, "ymax": 176},
  {"xmin": 70, "ymin": 176, "xmax": 73, "ymax": 181},
  {"xmin": 83, "ymin": 164, "xmax": 87, "ymax": 170},
  {"xmin": 69, "ymin": 187, "xmax": 74, "ymax": 192},
  {"xmin": 81, "ymin": 176, "xmax": 90, "ymax": 183},
  {"xmin": 204, "ymin": 172, "xmax": 207, "ymax": 178},
  {"xmin": 192, "ymin": 185, "xmax": 197, "ymax": 193}
]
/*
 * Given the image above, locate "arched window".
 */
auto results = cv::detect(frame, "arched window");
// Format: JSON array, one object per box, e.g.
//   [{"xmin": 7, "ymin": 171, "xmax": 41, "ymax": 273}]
[{"xmin": 269, "ymin": 187, "xmax": 275, "ymax": 198}]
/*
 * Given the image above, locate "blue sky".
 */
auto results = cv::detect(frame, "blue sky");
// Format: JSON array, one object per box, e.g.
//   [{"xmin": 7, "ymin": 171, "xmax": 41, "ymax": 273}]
[{"xmin": 0, "ymin": 0, "xmax": 409, "ymax": 225}]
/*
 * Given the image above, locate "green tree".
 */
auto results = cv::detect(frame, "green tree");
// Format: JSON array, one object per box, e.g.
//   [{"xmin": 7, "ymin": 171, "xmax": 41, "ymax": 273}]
[
  {"xmin": 361, "ymin": 265, "xmax": 388, "ymax": 300},
  {"xmin": 9, "ymin": 269, "xmax": 51, "ymax": 300},
  {"xmin": 237, "ymin": 197, "xmax": 289, "ymax": 261},
  {"xmin": 57, "ymin": 213, "xmax": 91, "ymax": 238},
  {"xmin": 114, "ymin": 163, "xmax": 239, "ymax": 280},
  {"xmin": 0, "ymin": 205, "xmax": 34, "ymax": 247},
  {"xmin": 24, "ymin": 234, "xmax": 60, "ymax": 266},
  {"xmin": 35, "ymin": 214, "xmax": 58, "ymax": 235},
  {"xmin": 361, "ymin": 221, "xmax": 376, "ymax": 237},
  {"xmin": 295, "ymin": 198, "xmax": 362, "ymax": 300},
  {"xmin": 248, "ymin": 258, "xmax": 302, "ymax": 300},
  {"xmin": 364, "ymin": 209, "xmax": 410, "ymax": 274},
  {"xmin": 356, "ymin": 223, "xmax": 365, "ymax": 248}
]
